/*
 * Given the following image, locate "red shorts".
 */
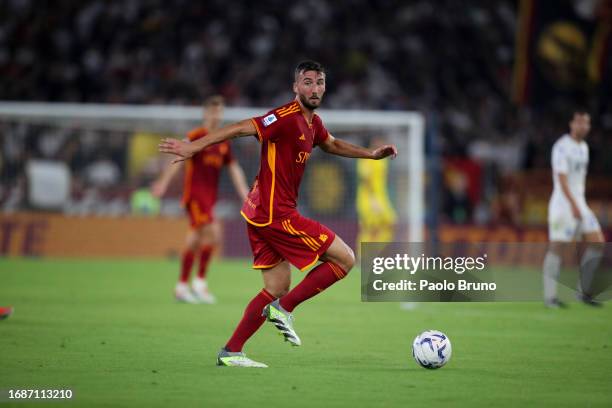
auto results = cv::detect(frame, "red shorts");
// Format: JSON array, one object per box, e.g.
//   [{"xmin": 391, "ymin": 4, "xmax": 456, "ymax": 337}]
[
  {"xmin": 185, "ymin": 200, "xmax": 213, "ymax": 228},
  {"xmin": 247, "ymin": 213, "xmax": 336, "ymax": 271}
]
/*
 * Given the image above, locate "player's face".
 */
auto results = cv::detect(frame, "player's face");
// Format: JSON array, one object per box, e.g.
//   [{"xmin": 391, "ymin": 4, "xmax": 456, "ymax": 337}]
[
  {"xmin": 570, "ymin": 113, "xmax": 591, "ymax": 139},
  {"xmin": 294, "ymin": 70, "xmax": 326, "ymax": 110},
  {"xmin": 205, "ymin": 104, "xmax": 224, "ymax": 126}
]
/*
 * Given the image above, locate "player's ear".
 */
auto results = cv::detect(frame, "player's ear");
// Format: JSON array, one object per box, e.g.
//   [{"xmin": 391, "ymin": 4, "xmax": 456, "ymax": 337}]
[{"xmin": 293, "ymin": 81, "xmax": 298, "ymax": 93}]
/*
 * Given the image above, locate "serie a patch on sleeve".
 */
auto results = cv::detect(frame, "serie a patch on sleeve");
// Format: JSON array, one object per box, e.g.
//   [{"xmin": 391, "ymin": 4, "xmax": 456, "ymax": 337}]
[{"xmin": 263, "ymin": 114, "xmax": 277, "ymax": 127}]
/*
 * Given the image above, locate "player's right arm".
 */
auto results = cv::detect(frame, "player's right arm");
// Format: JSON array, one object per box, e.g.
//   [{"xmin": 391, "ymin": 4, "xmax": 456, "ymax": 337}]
[
  {"xmin": 557, "ymin": 173, "xmax": 582, "ymax": 220},
  {"xmin": 151, "ymin": 160, "xmax": 184, "ymax": 198},
  {"xmin": 159, "ymin": 119, "xmax": 256, "ymax": 162},
  {"xmin": 551, "ymin": 141, "xmax": 581, "ymax": 220},
  {"xmin": 228, "ymin": 161, "xmax": 250, "ymax": 202}
]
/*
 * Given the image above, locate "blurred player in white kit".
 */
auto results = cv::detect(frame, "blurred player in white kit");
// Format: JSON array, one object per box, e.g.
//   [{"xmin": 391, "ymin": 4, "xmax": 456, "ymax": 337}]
[{"xmin": 543, "ymin": 110, "xmax": 605, "ymax": 308}]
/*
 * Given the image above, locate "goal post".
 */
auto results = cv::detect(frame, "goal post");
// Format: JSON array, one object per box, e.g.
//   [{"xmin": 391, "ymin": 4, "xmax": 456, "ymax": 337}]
[{"xmin": 0, "ymin": 102, "xmax": 425, "ymax": 243}]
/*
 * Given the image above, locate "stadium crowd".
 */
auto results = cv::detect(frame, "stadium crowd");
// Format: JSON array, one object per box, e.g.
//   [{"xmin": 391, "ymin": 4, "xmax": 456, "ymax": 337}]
[{"xmin": 1, "ymin": 0, "xmax": 610, "ymax": 224}]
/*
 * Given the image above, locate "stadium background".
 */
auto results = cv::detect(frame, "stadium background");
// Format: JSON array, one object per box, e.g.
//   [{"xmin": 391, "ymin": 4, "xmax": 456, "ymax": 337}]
[
  {"xmin": 1, "ymin": 0, "xmax": 611, "ymax": 259},
  {"xmin": 1, "ymin": 1, "xmax": 612, "ymax": 407}
]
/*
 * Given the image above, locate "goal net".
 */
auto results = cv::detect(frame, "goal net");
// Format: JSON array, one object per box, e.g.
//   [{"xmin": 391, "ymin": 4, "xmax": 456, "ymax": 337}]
[{"xmin": 0, "ymin": 102, "xmax": 425, "ymax": 257}]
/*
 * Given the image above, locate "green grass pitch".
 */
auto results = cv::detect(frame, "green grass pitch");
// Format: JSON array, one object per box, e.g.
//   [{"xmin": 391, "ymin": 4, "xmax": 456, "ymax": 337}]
[{"xmin": 1, "ymin": 257, "xmax": 611, "ymax": 407}]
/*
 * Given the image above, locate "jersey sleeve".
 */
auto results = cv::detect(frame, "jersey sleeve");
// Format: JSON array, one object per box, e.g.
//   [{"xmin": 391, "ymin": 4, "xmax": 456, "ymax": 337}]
[
  {"xmin": 187, "ymin": 127, "xmax": 207, "ymax": 142},
  {"xmin": 251, "ymin": 111, "xmax": 282, "ymax": 143},
  {"xmin": 313, "ymin": 117, "xmax": 330, "ymax": 147},
  {"xmin": 551, "ymin": 143, "xmax": 569, "ymax": 174},
  {"xmin": 186, "ymin": 129, "xmax": 197, "ymax": 141}
]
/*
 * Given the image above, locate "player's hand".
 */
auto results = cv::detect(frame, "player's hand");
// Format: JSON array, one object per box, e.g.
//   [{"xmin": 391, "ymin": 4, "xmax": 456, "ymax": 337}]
[
  {"xmin": 159, "ymin": 138, "xmax": 195, "ymax": 163},
  {"xmin": 150, "ymin": 180, "xmax": 166, "ymax": 198},
  {"xmin": 571, "ymin": 203, "xmax": 582, "ymax": 220},
  {"xmin": 371, "ymin": 144, "xmax": 398, "ymax": 160}
]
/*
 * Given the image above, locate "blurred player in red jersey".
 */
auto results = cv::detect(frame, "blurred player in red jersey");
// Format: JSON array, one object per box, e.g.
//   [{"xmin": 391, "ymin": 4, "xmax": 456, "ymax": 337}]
[
  {"xmin": 152, "ymin": 96, "xmax": 249, "ymax": 304},
  {"xmin": 160, "ymin": 61, "xmax": 397, "ymax": 367},
  {"xmin": 0, "ymin": 306, "xmax": 13, "ymax": 320}
]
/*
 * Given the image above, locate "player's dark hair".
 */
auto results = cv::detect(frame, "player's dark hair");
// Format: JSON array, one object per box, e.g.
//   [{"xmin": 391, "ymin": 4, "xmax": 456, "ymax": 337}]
[
  {"xmin": 569, "ymin": 105, "xmax": 590, "ymax": 119},
  {"xmin": 571, "ymin": 108, "xmax": 589, "ymax": 118},
  {"xmin": 294, "ymin": 60, "xmax": 326, "ymax": 79}
]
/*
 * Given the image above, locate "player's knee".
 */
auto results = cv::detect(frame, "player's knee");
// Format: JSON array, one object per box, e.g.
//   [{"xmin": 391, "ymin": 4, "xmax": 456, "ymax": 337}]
[
  {"xmin": 266, "ymin": 285, "xmax": 289, "ymax": 298},
  {"xmin": 186, "ymin": 240, "xmax": 200, "ymax": 251},
  {"xmin": 264, "ymin": 279, "xmax": 290, "ymax": 297},
  {"xmin": 338, "ymin": 247, "xmax": 356, "ymax": 274},
  {"xmin": 201, "ymin": 235, "xmax": 220, "ymax": 247}
]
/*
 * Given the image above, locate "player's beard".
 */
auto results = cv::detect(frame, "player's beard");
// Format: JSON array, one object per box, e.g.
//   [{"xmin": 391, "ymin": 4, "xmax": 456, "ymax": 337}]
[{"xmin": 300, "ymin": 94, "xmax": 322, "ymax": 110}]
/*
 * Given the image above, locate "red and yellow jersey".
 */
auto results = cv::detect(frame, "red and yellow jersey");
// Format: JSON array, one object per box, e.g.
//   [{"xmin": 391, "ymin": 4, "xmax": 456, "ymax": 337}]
[
  {"xmin": 183, "ymin": 127, "xmax": 234, "ymax": 208},
  {"xmin": 241, "ymin": 101, "xmax": 330, "ymax": 226}
]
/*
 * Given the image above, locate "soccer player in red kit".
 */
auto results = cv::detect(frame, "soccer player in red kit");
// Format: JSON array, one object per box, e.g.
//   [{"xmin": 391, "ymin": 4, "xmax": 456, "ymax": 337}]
[
  {"xmin": 153, "ymin": 96, "xmax": 249, "ymax": 304},
  {"xmin": 160, "ymin": 61, "xmax": 397, "ymax": 367},
  {"xmin": 0, "ymin": 306, "xmax": 13, "ymax": 320}
]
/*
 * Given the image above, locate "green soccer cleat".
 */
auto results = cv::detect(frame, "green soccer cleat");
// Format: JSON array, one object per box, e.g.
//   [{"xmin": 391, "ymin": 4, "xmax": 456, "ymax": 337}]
[
  {"xmin": 262, "ymin": 299, "xmax": 302, "ymax": 346},
  {"xmin": 216, "ymin": 349, "xmax": 268, "ymax": 368}
]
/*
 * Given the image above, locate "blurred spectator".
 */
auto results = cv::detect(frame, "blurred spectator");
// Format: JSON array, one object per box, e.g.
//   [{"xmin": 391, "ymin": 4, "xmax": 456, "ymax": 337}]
[
  {"xmin": 443, "ymin": 170, "xmax": 472, "ymax": 224},
  {"xmin": 0, "ymin": 0, "xmax": 610, "ymax": 224},
  {"xmin": 131, "ymin": 187, "xmax": 161, "ymax": 216},
  {"xmin": 83, "ymin": 152, "xmax": 121, "ymax": 189}
]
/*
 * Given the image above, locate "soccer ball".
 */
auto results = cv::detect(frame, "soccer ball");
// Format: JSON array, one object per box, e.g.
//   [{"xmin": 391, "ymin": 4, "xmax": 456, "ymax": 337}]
[{"xmin": 412, "ymin": 330, "xmax": 452, "ymax": 369}]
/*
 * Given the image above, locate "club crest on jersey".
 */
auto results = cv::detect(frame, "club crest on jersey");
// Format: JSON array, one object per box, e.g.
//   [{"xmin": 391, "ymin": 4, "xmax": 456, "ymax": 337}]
[{"xmin": 263, "ymin": 114, "xmax": 278, "ymax": 127}]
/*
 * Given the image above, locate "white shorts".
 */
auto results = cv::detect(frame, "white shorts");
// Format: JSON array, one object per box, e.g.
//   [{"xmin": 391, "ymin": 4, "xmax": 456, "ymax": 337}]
[{"xmin": 548, "ymin": 206, "xmax": 602, "ymax": 242}]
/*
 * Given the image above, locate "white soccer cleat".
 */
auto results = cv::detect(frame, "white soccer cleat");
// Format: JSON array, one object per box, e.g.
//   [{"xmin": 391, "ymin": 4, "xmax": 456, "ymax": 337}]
[
  {"xmin": 192, "ymin": 278, "xmax": 216, "ymax": 304},
  {"xmin": 217, "ymin": 349, "xmax": 268, "ymax": 368},
  {"xmin": 262, "ymin": 299, "xmax": 302, "ymax": 346},
  {"xmin": 175, "ymin": 282, "xmax": 198, "ymax": 304},
  {"xmin": 193, "ymin": 289, "xmax": 216, "ymax": 304}
]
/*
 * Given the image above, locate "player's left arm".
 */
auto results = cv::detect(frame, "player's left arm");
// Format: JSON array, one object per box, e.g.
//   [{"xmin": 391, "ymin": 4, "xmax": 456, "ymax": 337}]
[
  {"xmin": 319, "ymin": 134, "xmax": 397, "ymax": 160},
  {"xmin": 228, "ymin": 160, "xmax": 250, "ymax": 202}
]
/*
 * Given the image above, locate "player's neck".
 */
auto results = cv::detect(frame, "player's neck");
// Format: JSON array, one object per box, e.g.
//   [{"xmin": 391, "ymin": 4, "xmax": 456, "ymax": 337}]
[
  {"xmin": 296, "ymin": 98, "xmax": 315, "ymax": 124},
  {"xmin": 569, "ymin": 133, "xmax": 583, "ymax": 143},
  {"xmin": 203, "ymin": 119, "xmax": 219, "ymax": 131}
]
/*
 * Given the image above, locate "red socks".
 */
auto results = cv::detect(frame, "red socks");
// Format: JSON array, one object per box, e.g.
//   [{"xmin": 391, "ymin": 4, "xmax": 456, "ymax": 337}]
[
  {"xmin": 225, "ymin": 289, "xmax": 276, "ymax": 352},
  {"xmin": 180, "ymin": 250, "xmax": 195, "ymax": 282},
  {"xmin": 224, "ymin": 262, "xmax": 347, "ymax": 352},
  {"xmin": 280, "ymin": 262, "xmax": 347, "ymax": 312},
  {"xmin": 197, "ymin": 246, "xmax": 213, "ymax": 279},
  {"xmin": 180, "ymin": 246, "xmax": 213, "ymax": 283}
]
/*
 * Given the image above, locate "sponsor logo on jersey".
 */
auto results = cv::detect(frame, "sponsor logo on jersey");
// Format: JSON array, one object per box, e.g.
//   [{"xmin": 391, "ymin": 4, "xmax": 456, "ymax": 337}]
[{"xmin": 263, "ymin": 114, "xmax": 278, "ymax": 127}]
